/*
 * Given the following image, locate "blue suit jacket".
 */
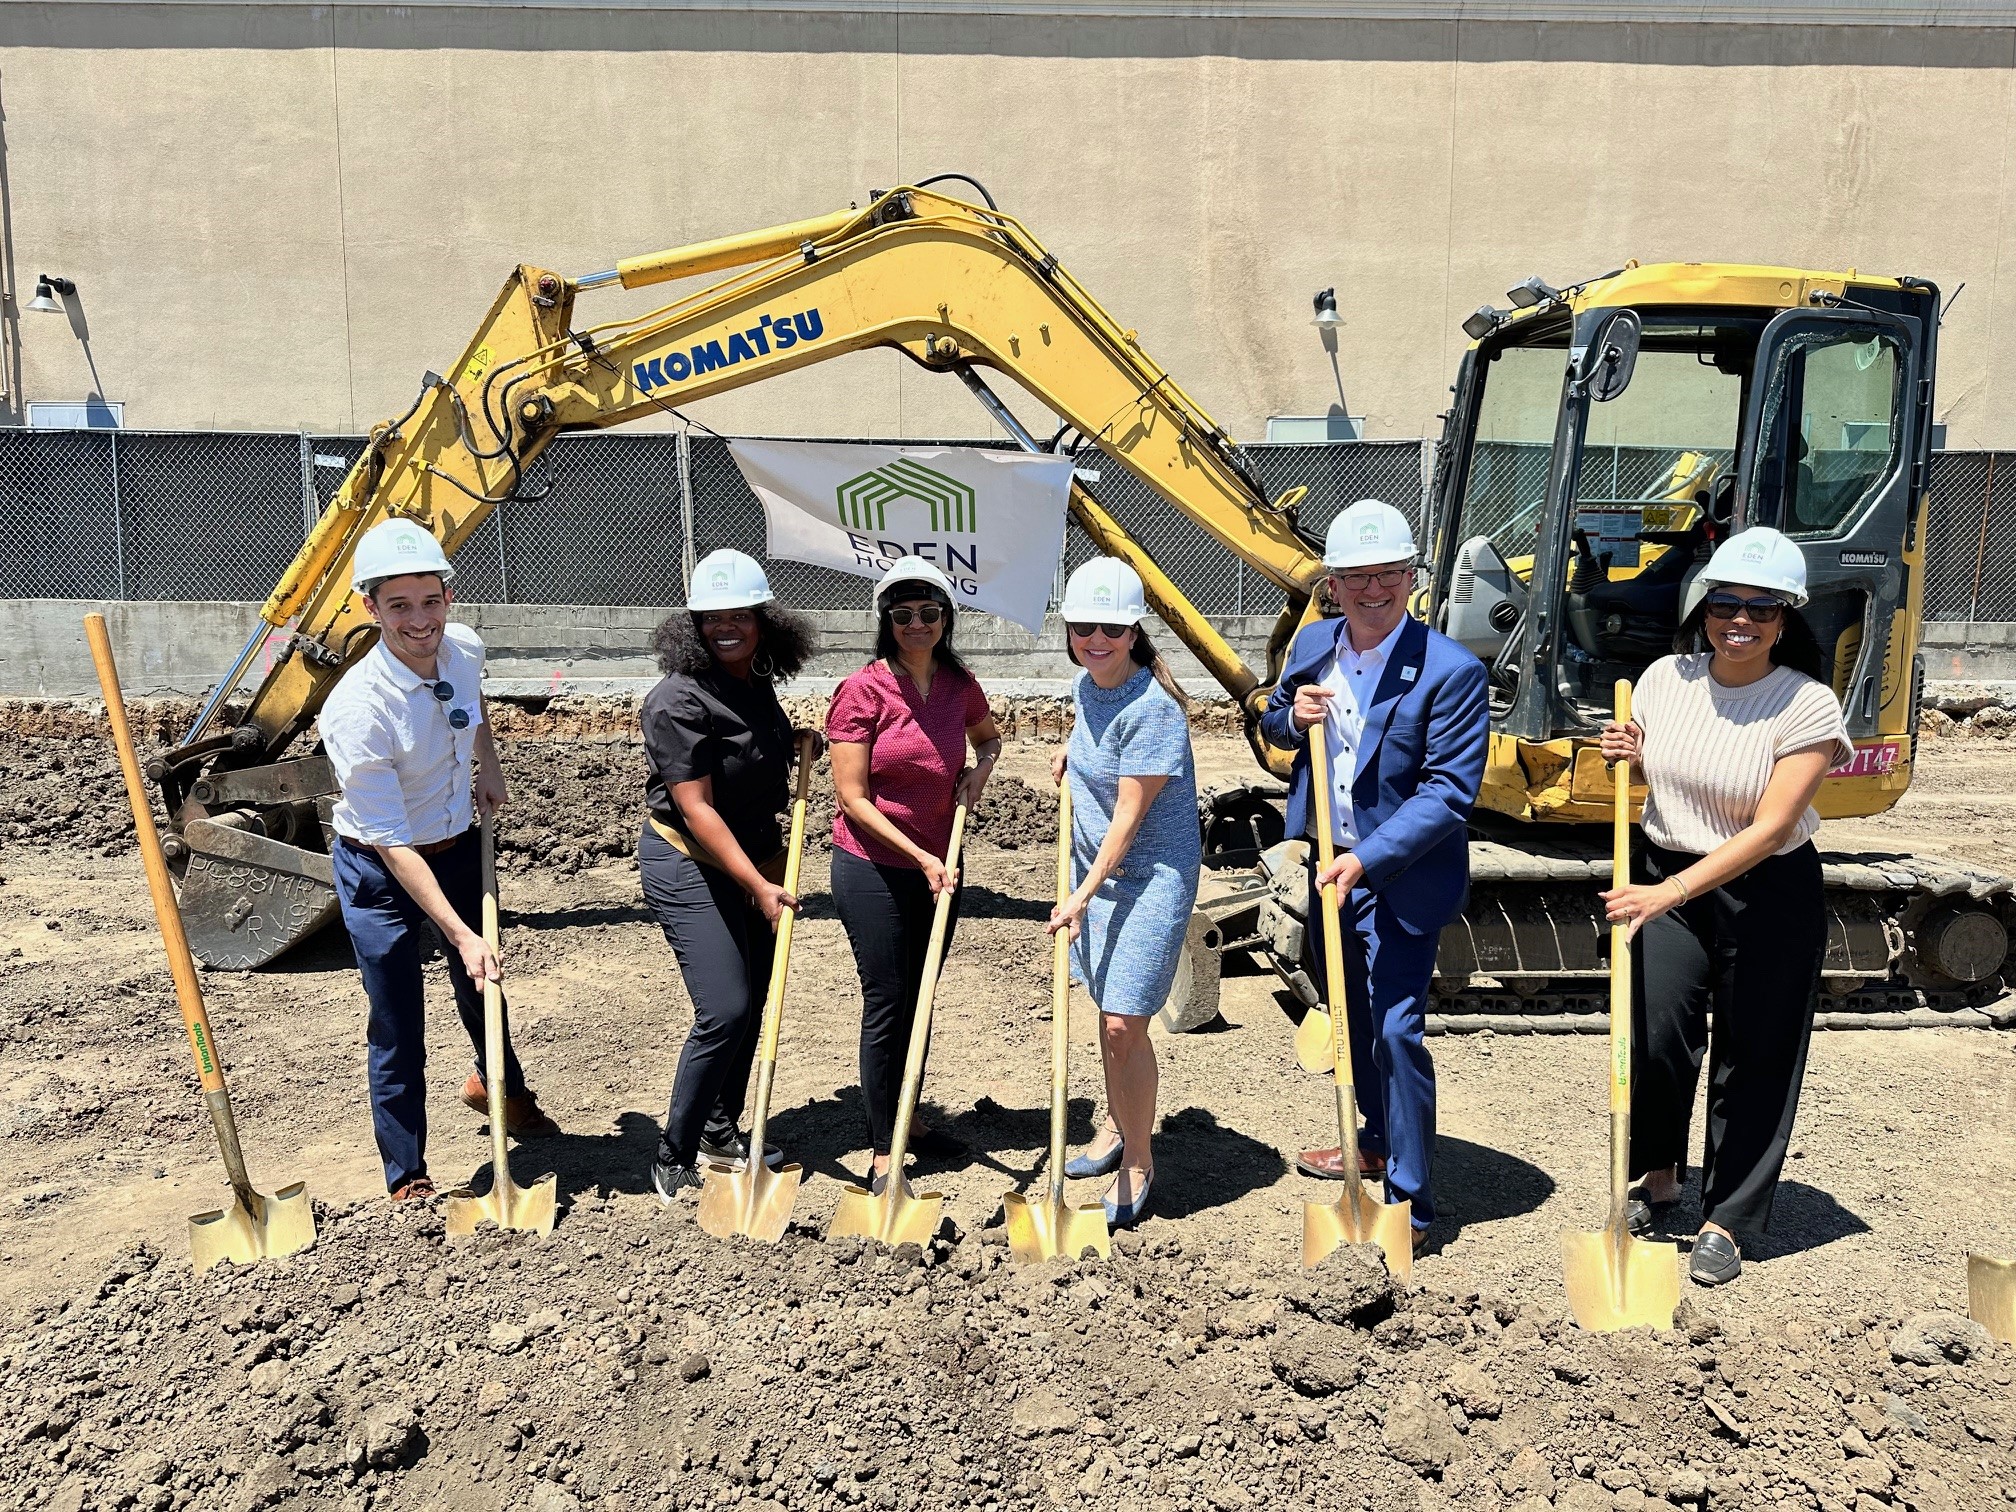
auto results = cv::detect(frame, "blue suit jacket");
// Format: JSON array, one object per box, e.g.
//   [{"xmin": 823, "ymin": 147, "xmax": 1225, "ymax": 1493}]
[{"xmin": 1259, "ymin": 615, "xmax": 1490, "ymax": 936}]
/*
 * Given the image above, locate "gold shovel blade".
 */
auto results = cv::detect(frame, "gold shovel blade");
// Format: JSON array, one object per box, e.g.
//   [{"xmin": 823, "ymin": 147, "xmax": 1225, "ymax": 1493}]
[
  {"xmin": 696, "ymin": 1161, "xmax": 805, "ymax": 1244},
  {"xmin": 1002, "ymin": 1190, "xmax": 1111, "ymax": 1265},
  {"xmin": 1967, "ymin": 1252, "xmax": 2016, "ymax": 1345},
  {"xmin": 188, "ymin": 1182, "xmax": 316, "ymax": 1273},
  {"xmin": 444, "ymin": 1173, "xmax": 559, "ymax": 1238},
  {"xmin": 1293, "ymin": 1007, "xmax": 1336, "ymax": 1075},
  {"xmin": 1302, "ymin": 1184, "xmax": 1414, "ymax": 1282},
  {"xmin": 1561, "ymin": 1228, "xmax": 1681, "ymax": 1332},
  {"xmin": 829, "ymin": 1179, "xmax": 944, "ymax": 1249}
]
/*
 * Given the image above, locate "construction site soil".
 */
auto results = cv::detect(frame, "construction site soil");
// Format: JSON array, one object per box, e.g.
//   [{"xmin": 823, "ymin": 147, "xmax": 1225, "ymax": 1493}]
[{"xmin": 4, "ymin": 696, "xmax": 2016, "ymax": 1512}]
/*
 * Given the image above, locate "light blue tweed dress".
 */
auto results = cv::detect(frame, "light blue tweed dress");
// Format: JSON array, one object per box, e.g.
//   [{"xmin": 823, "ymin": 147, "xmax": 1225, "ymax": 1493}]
[{"xmin": 1068, "ymin": 665, "xmax": 1201, "ymax": 1018}]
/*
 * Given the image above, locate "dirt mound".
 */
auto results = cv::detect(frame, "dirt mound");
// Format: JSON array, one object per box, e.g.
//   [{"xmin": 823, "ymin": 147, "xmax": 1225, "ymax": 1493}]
[{"xmin": 8, "ymin": 1209, "xmax": 2012, "ymax": 1512}]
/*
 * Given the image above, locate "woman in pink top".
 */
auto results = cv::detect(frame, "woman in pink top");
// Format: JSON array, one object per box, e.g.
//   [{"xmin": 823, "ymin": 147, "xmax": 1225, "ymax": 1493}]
[{"xmin": 827, "ymin": 557, "xmax": 1003, "ymax": 1190}]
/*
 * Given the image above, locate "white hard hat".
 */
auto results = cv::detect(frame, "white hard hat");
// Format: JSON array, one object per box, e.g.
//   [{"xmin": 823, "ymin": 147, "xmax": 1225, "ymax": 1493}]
[
  {"xmin": 1699, "ymin": 526, "xmax": 1809, "ymax": 607},
  {"xmin": 351, "ymin": 519, "xmax": 455, "ymax": 594},
  {"xmin": 1323, "ymin": 499, "xmax": 1417, "ymax": 571},
  {"xmin": 875, "ymin": 555, "xmax": 955, "ymax": 609},
  {"xmin": 687, "ymin": 549, "xmax": 775, "ymax": 611},
  {"xmin": 1061, "ymin": 557, "xmax": 1149, "ymax": 626}
]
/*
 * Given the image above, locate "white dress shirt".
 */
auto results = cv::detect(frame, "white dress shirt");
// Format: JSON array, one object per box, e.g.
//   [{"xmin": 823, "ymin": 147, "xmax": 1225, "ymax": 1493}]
[
  {"xmin": 322, "ymin": 622, "xmax": 486, "ymax": 847},
  {"xmin": 1309, "ymin": 615, "xmax": 1408, "ymax": 849}
]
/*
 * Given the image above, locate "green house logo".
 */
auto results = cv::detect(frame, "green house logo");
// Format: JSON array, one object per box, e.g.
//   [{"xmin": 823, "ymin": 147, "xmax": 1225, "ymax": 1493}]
[
  {"xmin": 1092, "ymin": 583, "xmax": 1113, "ymax": 607},
  {"xmin": 1357, "ymin": 519, "xmax": 1381, "ymax": 543},
  {"xmin": 710, "ymin": 567, "xmax": 732, "ymax": 590},
  {"xmin": 836, "ymin": 459, "xmax": 977, "ymax": 534}
]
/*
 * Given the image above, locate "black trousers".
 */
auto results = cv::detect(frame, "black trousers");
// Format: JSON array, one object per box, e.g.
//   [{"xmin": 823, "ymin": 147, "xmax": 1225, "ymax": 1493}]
[
  {"xmin": 1630, "ymin": 839, "xmax": 1825, "ymax": 1236},
  {"xmin": 639, "ymin": 823, "xmax": 768, "ymax": 1167},
  {"xmin": 831, "ymin": 845, "xmax": 963, "ymax": 1155}
]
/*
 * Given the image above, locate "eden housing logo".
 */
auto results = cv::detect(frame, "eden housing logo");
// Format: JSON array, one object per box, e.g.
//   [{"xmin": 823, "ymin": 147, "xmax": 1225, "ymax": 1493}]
[{"xmin": 836, "ymin": 458, "xmax": 977, "ymax": 534}]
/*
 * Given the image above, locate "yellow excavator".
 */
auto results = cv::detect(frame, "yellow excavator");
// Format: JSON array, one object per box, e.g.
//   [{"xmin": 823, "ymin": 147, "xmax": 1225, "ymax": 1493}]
[{"xmin": 153, "ymin": 182, "xmax": 2011, "ymax": 1026}]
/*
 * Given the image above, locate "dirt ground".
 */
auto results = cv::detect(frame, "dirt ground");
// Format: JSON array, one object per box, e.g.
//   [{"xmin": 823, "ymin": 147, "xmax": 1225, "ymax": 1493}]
[{"xmin": 4, "ymin": 704, "xmax": 2016, "ymax": 1512}]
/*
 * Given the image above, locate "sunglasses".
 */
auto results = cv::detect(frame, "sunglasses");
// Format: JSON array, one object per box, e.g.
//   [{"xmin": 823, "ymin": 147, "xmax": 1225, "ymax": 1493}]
[
  {"xmin": 1704, "ymin": 593, "xmax": 1786, "ymax": 624},
  {"xmin": 1067, "ymin": 621, "xmax": 1133, "ymax": 641},
  {"xmin": 887, "ymin": 604, "xmax": 945, "ymax": 626},
  {"xmin": 1330, "ymin": 567, "xmax": 1413, "ymax": 592},
  {"xmin": 428, "ymin": 680, "xmax": 471, "ymax": 729}
]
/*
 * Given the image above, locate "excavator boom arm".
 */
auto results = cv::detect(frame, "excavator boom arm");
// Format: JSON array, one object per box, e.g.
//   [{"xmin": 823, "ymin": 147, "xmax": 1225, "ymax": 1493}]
[{"xmin": 199, "ymin": 189, "xmax": 1322, "ymax": 770}]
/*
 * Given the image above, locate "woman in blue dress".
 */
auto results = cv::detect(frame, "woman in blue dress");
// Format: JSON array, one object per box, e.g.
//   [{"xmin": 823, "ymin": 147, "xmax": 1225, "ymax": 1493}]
[{"xmin": 1047, "ymin": 558, "xmax": 1201, "ymax": 1227}]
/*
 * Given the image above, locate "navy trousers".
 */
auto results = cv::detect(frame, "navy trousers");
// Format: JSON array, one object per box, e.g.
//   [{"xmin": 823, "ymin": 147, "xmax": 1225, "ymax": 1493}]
[
  {"xmin": 1302, "ymin": 852, "xmax": 1442, "ymax": 1229},
  {"xmin": 331, "ymin": 830, "xmax": 527, "ymax": 1191}
]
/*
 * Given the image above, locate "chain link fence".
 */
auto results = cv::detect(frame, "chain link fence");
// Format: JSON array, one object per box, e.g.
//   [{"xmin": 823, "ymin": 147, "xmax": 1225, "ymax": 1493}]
[{"xmin": 1, "ymin": 426, "xmax": 2011, "ymax": 622}]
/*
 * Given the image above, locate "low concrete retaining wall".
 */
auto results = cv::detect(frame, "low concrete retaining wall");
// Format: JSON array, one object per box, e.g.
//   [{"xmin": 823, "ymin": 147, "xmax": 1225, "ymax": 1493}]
[
  {"xmin": 5, "ymin": 599, "xmax": 2014, "ymax": 707},
  {"xmin": 0, "ymin": 600, "xmax": 1277, "ymax": 700}
]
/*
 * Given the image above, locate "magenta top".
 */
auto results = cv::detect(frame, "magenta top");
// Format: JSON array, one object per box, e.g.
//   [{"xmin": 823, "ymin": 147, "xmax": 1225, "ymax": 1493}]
[{"xmin": 826, "ymin": 659, "xmax": 991, "ymax": 868}]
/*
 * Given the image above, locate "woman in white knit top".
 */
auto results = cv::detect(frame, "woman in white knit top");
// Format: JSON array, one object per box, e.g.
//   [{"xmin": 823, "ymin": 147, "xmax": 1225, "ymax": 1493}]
[{"xmin": 1599, "ymin": 527, "xmax": 1852, "ymax": 1288}]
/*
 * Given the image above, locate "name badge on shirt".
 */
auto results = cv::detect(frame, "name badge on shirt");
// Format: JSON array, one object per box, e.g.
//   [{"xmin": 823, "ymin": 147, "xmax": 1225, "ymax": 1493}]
[{"xmin": 1400, "ymin": 666, "xmax": 1418, "ymax": 683}]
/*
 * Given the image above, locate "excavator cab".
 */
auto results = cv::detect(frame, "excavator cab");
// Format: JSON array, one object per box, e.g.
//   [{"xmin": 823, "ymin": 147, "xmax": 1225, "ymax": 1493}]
[{"xmin": 1423, "ymin": 267, "xmax": 1939, "ymax": 819}]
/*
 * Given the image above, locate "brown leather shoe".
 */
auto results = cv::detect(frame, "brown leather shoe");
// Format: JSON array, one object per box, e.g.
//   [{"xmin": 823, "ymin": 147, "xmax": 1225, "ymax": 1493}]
[
  {"xmin": 460, "ymin": 1073, "xmax": 561, "ymax": 1139},
  {"xmin": 1294, "ymin": 1145, "xmax": 1388, "ymax": 1181},
  {"xmin": 390, "ymin": 1176, "xmax": 438, "ymax": 1202}
]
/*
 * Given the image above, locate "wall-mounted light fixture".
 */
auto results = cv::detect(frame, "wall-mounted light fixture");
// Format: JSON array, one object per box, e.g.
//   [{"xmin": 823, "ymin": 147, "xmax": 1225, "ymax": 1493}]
[
  {"xmin": 27, "ymin": 274, "xmax": 76, "ymax": 315},
  {"xmin": 1311, "ymin": 287, "xmax": 1345, "ymax": 330}
]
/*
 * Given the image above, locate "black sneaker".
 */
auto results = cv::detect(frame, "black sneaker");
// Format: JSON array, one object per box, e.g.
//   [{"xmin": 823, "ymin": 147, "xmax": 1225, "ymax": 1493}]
[
  {"xmin": 652, "ymin": 1158, "xmax": 703, "ymax": 1207},
  {"xmin": 698, "ymin": 1130, "xmax": 784, "ymax": 1172}
]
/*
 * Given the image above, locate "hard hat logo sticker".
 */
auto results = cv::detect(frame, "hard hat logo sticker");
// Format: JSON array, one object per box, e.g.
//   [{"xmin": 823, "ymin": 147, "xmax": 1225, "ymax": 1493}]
[
  {"xmin": 1093, "ymin": 585, "xmax": 1113, "ymax": 607},
  {"xmin": 1359, "ymin": 521, "xmax": 1381, "ymax": 542},
  {"xmin": 710, "ymin": 569, "xmax": 732, "ymax": 590}
]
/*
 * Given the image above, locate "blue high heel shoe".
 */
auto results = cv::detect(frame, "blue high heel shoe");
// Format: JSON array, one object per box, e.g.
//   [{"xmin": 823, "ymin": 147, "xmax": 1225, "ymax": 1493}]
[
  {"xmin": 1064, "ymin": 1139, "xmax": 1124, "ymax": 1180},
  {"xmin": 1104, "ymin": 1170, "xmax": 1153, "ymax": 1229}
]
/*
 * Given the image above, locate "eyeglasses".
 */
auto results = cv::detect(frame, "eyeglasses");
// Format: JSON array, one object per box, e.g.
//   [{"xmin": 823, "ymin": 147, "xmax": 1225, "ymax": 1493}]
[
  {"xmin": 1330, "ymin": 567, "xmax": 1413, "ymax": 592},
  {"xmin": 1703, "ymin": 593, "xmax": 1786, "ymax": 624},
  {"xmin": 1067, "ymin": 621, "xmax": 1132, "ymax": 641},
  {"xmin": 887, "ymin": 605, "xmax": 945, "ymax": 626}
]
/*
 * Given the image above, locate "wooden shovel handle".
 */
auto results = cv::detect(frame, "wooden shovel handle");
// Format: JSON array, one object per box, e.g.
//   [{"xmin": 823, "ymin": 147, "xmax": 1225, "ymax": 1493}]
[
  {"xmin": 1609, "ymin": 679, "xmax": 1635, "ymax": 1118},
  {"xmin": 85, "ymin": 614, "xmax": 228, "ymax": 1095},
  {"xmin": 1307, "ymin": 724, "xmax": 1356, "ymax": 1096}
]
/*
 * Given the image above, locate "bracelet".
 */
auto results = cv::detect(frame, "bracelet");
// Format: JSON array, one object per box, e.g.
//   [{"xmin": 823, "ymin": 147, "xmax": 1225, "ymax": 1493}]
[{"xmin": 1668, "ymin": 875, "xmax": 1691, "ymax": 905}]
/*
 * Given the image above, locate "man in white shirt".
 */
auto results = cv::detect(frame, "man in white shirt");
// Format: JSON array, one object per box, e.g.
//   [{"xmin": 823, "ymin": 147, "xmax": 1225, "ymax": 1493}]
[{"xmin": 322, "ymin": 520, "xmax": 559, "ymax": 1202}]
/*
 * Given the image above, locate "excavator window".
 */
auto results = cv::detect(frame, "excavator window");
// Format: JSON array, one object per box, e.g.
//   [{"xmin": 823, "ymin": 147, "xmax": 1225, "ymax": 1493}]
[
  {"xmin": 1752, "ymin": 331, "xmax": 1903, "ymax": 542},
  {"xmin": 1438, "ymin": 318, "xmax": 1762, "ymax": 713}
]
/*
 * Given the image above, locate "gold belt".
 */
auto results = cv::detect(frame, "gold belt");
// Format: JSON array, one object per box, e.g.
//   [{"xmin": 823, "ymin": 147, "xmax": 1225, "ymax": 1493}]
[{"xmin": 647, "ymin": 815, "xmax": 787, "ymax": 884}]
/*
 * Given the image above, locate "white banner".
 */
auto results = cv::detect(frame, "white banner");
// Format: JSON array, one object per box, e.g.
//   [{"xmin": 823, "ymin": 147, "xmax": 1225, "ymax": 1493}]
[{"xmin": 728, "ymin": 440, "xmax": 1076, "ymax": 634}]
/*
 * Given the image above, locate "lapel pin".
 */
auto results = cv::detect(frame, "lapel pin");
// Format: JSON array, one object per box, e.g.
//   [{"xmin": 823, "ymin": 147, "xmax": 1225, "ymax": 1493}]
[{"xmin": 1401, "ymin": 666, "xmax": 1418, "ymax": 683}]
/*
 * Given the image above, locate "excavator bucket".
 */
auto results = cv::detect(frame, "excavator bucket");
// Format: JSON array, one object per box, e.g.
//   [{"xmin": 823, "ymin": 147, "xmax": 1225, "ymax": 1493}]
[{"xmin": 175, "ymin": 831, "xmax": 342, "ymax": 971}]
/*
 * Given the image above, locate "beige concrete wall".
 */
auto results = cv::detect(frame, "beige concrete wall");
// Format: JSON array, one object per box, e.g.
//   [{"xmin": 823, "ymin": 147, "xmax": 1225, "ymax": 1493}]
[{"xmin": 3, "ymin": 6, "xmax": 2013, "ymax": 446}]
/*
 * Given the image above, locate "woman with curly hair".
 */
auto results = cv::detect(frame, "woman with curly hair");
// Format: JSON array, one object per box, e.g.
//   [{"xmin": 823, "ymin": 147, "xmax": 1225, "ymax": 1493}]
[{"xmin": 640, "ymin": 549, "xmax": 819, "ymax": 1203}]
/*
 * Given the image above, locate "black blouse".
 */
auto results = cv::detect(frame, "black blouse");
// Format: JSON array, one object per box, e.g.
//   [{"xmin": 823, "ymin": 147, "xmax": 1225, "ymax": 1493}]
[{"xmin": 642, "ymin": 667, "xmax": 793, "ymax": 859}]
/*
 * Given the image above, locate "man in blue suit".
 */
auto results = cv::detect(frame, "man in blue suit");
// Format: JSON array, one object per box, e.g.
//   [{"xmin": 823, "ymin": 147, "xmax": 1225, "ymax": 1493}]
[{"xmin": 1260, "ymin": 499, "xmax": 1489, "ymax": 1250}]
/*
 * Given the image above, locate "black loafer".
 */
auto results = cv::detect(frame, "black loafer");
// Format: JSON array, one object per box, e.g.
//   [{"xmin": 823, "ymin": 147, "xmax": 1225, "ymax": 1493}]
[
  {"xmin": 1625, "ymin": 1186, "xmax": 1679, "ymax": 1238},
  {"xmin": 1689, "ymin": 1230, "xmax": 1742, "ymax": 1287}
]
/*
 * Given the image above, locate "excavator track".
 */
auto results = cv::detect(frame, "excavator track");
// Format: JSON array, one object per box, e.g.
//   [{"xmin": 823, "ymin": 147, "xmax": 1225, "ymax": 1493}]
[{"xmin": 1193, "ymin": 790, "xmax": 2016, "ymax": 1034}]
